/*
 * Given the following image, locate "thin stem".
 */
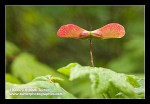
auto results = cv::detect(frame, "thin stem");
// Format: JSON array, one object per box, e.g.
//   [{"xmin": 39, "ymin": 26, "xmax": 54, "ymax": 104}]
[{"xmin": 89, "ymin": 36, "xmax": 94, "ymax": 67}]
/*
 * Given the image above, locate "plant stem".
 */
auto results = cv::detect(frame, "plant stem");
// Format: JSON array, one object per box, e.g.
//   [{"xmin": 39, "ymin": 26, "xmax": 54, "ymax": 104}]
[{"xmin": 89, "ymin": 36, "xmax": 94, "ymax": 67}]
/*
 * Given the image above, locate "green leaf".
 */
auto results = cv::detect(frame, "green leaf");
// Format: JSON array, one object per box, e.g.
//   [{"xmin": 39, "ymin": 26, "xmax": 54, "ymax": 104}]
[
  {"xmin": 6, "ymin": 75, "xmax": 76, "ymax": 99},
  {"xmin": 6, "ymin": 41, "xmax": 20, "ymax": 58},
  {"xmin": 126, "ymin": 75, "xmax": 140, "ymax": 87},
  {"xmin": 58, "ymin": 63, "xmax": 145, "ymax": 98},
  {"xmin": 11, "ymin": 53, "xmax": 68, "ymax": 83},
  {"xmin": 57, "ymin": 63, "xmax": 78, "ymax": 76},
  {"xmin": 5, "ymin": 73, "xmax": 21, "ymax": 84},
  {"xmin": 134, "ymin": 78, "xmax": 145, "ymax": 98}
]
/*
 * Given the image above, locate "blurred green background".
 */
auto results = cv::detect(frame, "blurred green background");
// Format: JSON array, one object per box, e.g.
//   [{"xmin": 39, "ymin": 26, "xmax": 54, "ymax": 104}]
[{"xmin": 6, "ymin": 6, "xmax": 144, "ymax": 84}]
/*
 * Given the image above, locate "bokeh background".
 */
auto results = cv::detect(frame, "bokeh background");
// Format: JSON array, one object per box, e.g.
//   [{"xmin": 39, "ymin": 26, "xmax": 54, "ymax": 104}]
[{"xmin": 6, "ymin": 6, "xmax": 144, "ymax": 85}]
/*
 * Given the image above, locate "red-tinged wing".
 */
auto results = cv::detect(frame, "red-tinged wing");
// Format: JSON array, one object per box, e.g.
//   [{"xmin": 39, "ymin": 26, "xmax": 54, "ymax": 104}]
[
  {"xmin": 91, "ymin": 23, "xmax": 125, "ymax": 39},
  {"xmin": 57, "ymin": 24, "xmax": 90, "ymax": 39}
]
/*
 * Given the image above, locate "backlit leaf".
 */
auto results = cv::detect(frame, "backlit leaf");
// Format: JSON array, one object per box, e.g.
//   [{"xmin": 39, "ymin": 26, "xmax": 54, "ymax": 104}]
[
  {"xmin": 6, "ymin": 75, "xmax": 76, "ymax": 99},
  {"xmin": 58, "ymin": 63, "xmax": 144, "ymax": 98}
]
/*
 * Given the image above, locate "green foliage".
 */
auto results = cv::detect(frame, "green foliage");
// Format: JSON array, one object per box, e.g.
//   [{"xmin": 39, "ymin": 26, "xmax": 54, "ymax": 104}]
[
  {"xmin": 58, "ymin": 63, "xmax": 93, "ymax": 98},
  {"xmin": 6, "ymin": 75, "xmax": 76, "ymax": 99},
  {"xmin": 6, "ymin": 73, "xmax": 21, "ymax": 84},
  {"xmin": 58, "ymin": 63, "xmax": 76, "ymax": 76},
  {"xmin": 6, "ymin": 41, "xmax": 20, "ymax": 71},
  {"xmin": 134, "ymin": 79, "xmax": 144, "ymax": 98},
  {"xmin": 11, "ymin": 52, "xmax": 68, "ymax": 83},
  {"xmin": 108, "ymin": 35, "xmax": 144, "ymax": 73},
  {"xmin": 6, "ymin": 41, "xmax": 20, "ymax": 58},
  {"xmin": 58, "ymin": 63, "xmax": 145, "ymax": 98}
]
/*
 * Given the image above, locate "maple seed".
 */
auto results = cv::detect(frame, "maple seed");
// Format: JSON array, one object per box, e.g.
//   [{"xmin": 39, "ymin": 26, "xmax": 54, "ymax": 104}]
[
  {"xmin": 57, "ymin": 23, "xmax": 125, "ymax": 67},
  {"xmin": 57, "ymin": 23, "xmax": 125, "ymax": 39}
]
